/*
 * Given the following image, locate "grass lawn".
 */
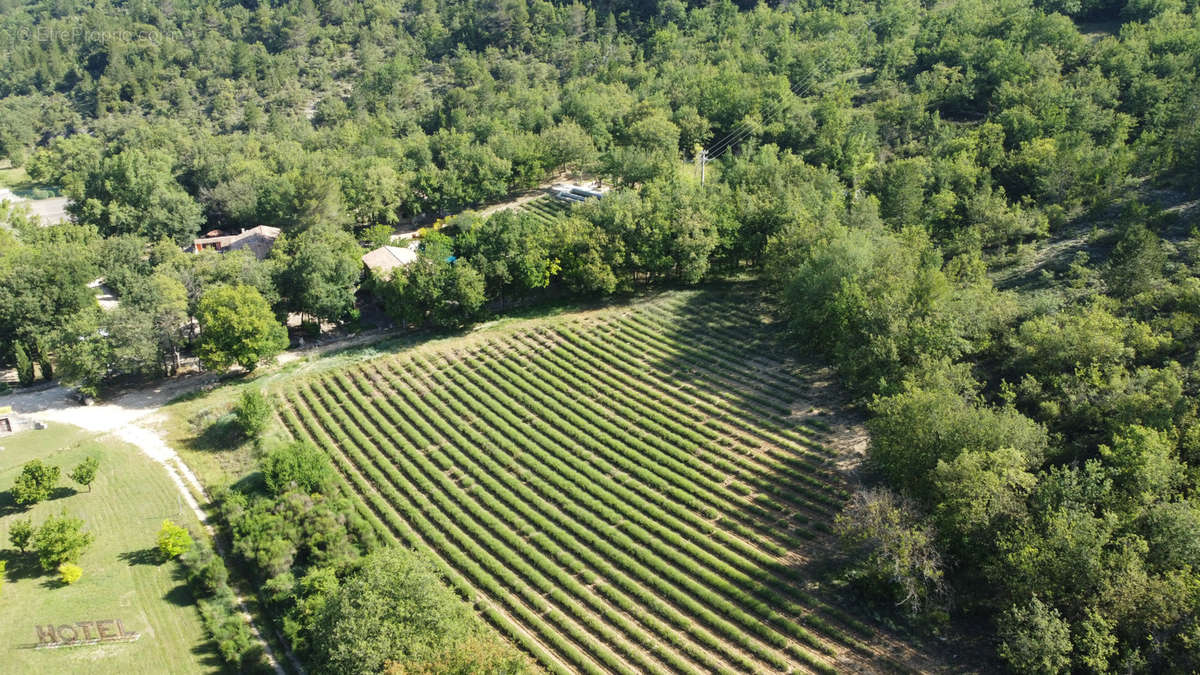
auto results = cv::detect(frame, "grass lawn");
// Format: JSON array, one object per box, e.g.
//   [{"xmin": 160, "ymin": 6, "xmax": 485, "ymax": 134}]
[
  {"xmin": 0, "ymin": 424, "xmax": 220, "ymax": 674},
  {"xmin": 0, "ymin": 165, "xmax": 30, "ymax": 189}
]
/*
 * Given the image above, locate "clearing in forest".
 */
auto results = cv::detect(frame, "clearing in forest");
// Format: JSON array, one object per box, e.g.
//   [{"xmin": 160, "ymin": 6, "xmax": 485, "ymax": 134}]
[{"xmin": 275, "ymin": 287, "xmax": 907, "ymax": 674}]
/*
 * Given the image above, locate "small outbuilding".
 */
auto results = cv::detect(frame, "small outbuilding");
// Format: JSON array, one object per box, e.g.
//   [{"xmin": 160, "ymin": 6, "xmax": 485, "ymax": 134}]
[
  {"xmin": 362, "ymin": 245, "xmax": 418, "ymax": 279},
  {"xmin": 551, "ymin": 182, "xmax": 607, "ymax": 203}
]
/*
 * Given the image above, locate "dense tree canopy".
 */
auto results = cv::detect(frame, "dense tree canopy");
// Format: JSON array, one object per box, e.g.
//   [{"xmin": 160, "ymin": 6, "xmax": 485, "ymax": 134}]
[
  {"xmin": 272, "ymin": 224, "xmax": 363, "ymax": 325},
  {"xmin": 312, "ymin": 548, "xmax": 526, "ymax": 675}
]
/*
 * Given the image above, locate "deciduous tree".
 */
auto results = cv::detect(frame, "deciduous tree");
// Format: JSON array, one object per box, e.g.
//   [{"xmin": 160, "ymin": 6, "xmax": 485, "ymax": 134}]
[
  {"xmin": 313, "ymin": 547, "xmax": 525, "ymax": 674},
  {"xmin": 13, "ymin": 460, "xmax": 61, "ymax": 506},
  {"xmin": 234, "ymin": 389, "xmax": 271, "ymax": 440},
  {"xmin": 835, "ymin": 488, "xmax": 947, "ymax": 624},
  {"xmin": 69, "ymin": 457, "xmax": 99, "ymax": 492},
  {"xmin": 8, "ymin": 518, "xmax": 34, "ymax": 552},
  {"xmin": 157, "ymin": 519, "xmax": 194, "ymax": 561},
  {"xmin": 32, "ymin": 512, "xmax": 94, "ymax": 571},
  {"xmin": 997, "ymin": 596, "xmax": 1072, "ymax": 675},
  {"xmin": 273, "ymin": 224, "xmax": 363, "ymax": 326},
  {"xmin": 196, "ymin": 285, "xmax": 289, "ymax": 373}
]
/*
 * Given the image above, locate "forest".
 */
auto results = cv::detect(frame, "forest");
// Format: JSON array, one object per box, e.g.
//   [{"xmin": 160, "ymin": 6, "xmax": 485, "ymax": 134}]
[{"xmin": 1, "ymin": 0, "xmax": 1199, "ymax": 671}]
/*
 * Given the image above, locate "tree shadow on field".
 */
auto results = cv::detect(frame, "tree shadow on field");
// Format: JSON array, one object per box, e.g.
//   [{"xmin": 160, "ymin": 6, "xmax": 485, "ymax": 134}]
[
  {"xmin": 0, "ymin": 487, "xmax": 77, "ymax": 515},
  {"xmin": 191, "ymin": 414, "xmax": 241, "ymax": 452},
  {"xmin": 231, "ymin": 470, "xmax": 267, "ymax": 496},
  {"xmin": 162, "ymin": 561, "xmax": 201, "ymax": 608},
  {"xmin": 0, "ymin": 490, "xmax": 24, "ymax": 517},
  {"xmin": 627, "ymin": 281, "xmax": 957, "ymax": 672},
  {"xmin": 119, "ymin": 547, "xmax": 162, "ymax": 566},
  {"xmin": 163, "ymin": 582, "xmax": 195, "ymax": 608},
  {"xmin": 50, "ymin": 486, "xmax": 78, "ymax": 501},
  {"xmin": 191, "ymin": 642, "xmax": 230, "ymax": 673},
  {"xmin": 0, "ymin": 548, "xmax": 43, "ymax": 580},
  {"xmin": 173, "ymin": 561, "xmax": 228, "ymax": 672}
]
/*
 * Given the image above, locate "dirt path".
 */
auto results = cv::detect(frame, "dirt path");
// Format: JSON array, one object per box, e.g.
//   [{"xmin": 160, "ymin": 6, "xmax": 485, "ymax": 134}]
[{"xmin": 276, "ymin": 328, "xmax": 392, "ymax": 365}]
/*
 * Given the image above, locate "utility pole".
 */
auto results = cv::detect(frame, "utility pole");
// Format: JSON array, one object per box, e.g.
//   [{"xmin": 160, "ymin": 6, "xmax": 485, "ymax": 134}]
[{"xmin": 699, "ymin": 148, "xmax": 707, "ymax": 186}]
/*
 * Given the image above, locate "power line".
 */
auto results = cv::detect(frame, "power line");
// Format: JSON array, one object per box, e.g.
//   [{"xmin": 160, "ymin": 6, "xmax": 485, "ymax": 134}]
[
  {"xmin": 698, "ymin": 19, "xmax": 876, "ymax": 175},
  {"xmin": 705, "ymin": 55, "xmax": 831, "ymax": 158},
  {"xmin": 702, "ymin": 38, "xmax": 845, "ymax": 156},
  {"xmin": 695, "ymin": 54, "xmax": 830, "ymax": 182},
  {"xmin": 708, "ymin": 47, "xmax": 841, "ymax": 161}
]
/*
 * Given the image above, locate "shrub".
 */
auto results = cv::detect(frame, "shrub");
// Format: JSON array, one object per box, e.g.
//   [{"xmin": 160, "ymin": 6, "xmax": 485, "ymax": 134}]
[
  {"xmin": 177, "ymin": 540, "xmax": 260, "ymax": 669},
  {"xmin": 361, "ymin": 223, "xmax": 394, "ymax": 249},
  {"xmin": 998, "ymin": 596, "xmax": 1072, "ymax": 675},
  {"xmin": 261, "ymin": 441, "xmax": 335, "ymax": 496},
  {"xmin": 835, "ymin": 488, "xmax": 947, "ymax": 625},
  {"xmin": 200, "ymin": 555, "xmax": 229, "ymax": 596},
  {"xmin": 233, "ymin": 389, "xmax": 271, "ymax": 439},
  {"xmin": 13, "ymin": 460, "xmax": 61, "ymax": 506},
  {"xmin": 313, "ymin": 547, "xmax": 524, "ymax": 675},
  {"xmin": 199, "ymin": 597, "xmax": 255, "ymax": 667},
  {"xmin": 0, "ymin": 560, "xmax": 6, "ymax": 595},
  {"xmin": 8, "ymin": 518, "xmax": 34, "ymax": 552},
  {"xmin": 157, "ymin": 519, "xmax": 194, "ymax": 560},
  {"xmin": 180, "ymin": 541, "xmax": 230, "ymax": 595},
  {"xmin": 58, "ymin": 563, "xmax": 83, "ymax": 585}
]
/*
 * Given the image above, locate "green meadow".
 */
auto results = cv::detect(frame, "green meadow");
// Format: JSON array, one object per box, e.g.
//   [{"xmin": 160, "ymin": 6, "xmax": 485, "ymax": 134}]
[{"xmin": 0, "ymin": 423, "xmax": 218, "ymax": 674}]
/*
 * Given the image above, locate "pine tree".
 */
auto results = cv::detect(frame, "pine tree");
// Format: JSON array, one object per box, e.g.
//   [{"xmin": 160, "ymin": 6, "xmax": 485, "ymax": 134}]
[
  {"xmin": 14, "ymin": 341, "xmax": 34, "ymax": 386},
  {"xmin": 34, "ymin": 337, "xmax": 53, "ymax": 380}
]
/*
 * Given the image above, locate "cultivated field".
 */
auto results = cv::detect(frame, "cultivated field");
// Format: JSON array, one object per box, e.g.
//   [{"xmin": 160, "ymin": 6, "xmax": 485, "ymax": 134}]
[
  {"xmin": 0, "ymin": 425, "xmax": 216, "ymax": 674},
  {"xmin": 274, "ymin": 288, "xmax": 906, "ymax": 674},
  {"xmin": 514, "ymin": 193, "xmax": 572, "ymax": 223}
]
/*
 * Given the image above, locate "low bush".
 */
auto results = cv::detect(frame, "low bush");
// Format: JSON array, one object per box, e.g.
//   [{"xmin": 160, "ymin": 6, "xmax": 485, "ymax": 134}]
[
  {"xmin": 58, "ymin": 562, "xmax": 83, "ymax": 585},
  {"xmin": 176, "ymin": 541, "xmax": 263, "ymax": 670},
  {"xmin": 156, "ymin": 519, "xmax": 193, "ymax": 561},
  {"xmin": 233, "ymin": 389, "xmax": 271, "ymax": 440}
]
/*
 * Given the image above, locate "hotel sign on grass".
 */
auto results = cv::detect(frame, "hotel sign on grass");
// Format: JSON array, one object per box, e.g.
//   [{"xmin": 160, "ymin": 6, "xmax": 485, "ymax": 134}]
[{"xmin": 32, "ymin": 619, "xmax": 140, "ymax": 648}]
